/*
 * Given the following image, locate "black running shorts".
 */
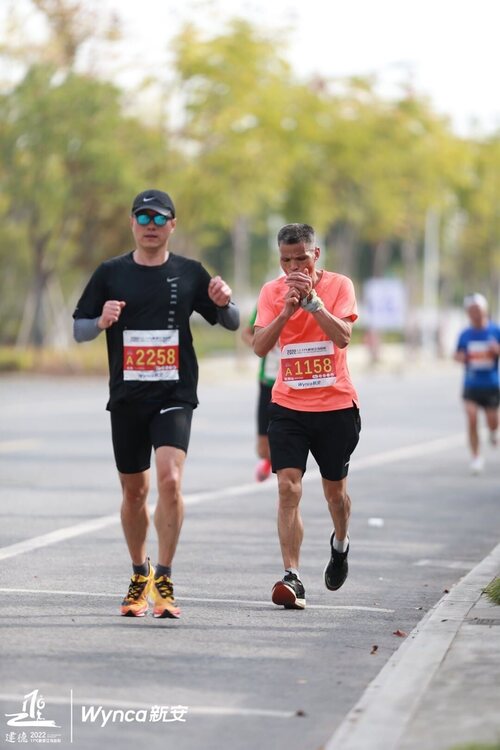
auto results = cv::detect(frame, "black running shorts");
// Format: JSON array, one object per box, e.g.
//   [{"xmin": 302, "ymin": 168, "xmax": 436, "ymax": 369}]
[
  {"xmin": 110, "ymin": 403, "xmax": 193, "ymax": 474},
  {"xmin": 463, "ymin": 386, "xmax": 500, "ymax": 409},
  {"xmin": 268, "ymin": 402, "xmax": 361, "ymax": 481}
]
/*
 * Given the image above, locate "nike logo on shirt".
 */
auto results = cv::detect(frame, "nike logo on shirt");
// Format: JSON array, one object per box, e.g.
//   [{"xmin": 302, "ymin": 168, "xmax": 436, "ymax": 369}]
[{"xmin": 166, "ymin": 277, "xmax": 179, "ymax": 283}]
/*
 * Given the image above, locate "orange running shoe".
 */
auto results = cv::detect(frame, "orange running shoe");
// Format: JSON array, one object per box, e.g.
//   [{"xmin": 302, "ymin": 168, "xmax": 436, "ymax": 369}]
[
  {"xmin": 120, "ymin": 560, "xmax": 154, "ymax": 617},
  {"xmin": 152, "ymin": 575, "xmax": 181, "ymax": 619},
  {"xmin": 255, "ymin": 458, "xmax": 272, "ymax": 482}
]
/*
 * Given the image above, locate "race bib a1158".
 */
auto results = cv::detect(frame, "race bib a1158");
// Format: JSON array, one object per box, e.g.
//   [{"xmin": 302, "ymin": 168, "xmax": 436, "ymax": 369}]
[{"xmin": 281, "ymin": 340, "xmax": 336, "ymax": 389}]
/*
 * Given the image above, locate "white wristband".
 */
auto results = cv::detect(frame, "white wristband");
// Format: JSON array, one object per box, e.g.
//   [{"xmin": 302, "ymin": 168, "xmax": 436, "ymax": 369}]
[{"xmin": 300, "ymin": 290, "xmax": 324, "ymax": 313}]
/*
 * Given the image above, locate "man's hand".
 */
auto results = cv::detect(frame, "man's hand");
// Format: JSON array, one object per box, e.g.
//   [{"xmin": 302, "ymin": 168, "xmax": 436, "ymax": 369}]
[
  {"xmin": 209, "ymin": 275, "xmax": 232, "ymax": 307},
  {"xmin": 285, "ymin": 270, "xmax": 313, "ymax": 300},
  {"xmin": 282, "ymin": 269, "xmax": 313, "ymax": 318},
  {"xmin": 489, "ymin": 339, "xmax": 500, "ymax": 356},
  {"xmin": 283, "ymin": 285, "xmax": 301, "ymax": 318},
  {"xmin": 98, "ymin": 300, "xmax": 126, "ymax": 329}
]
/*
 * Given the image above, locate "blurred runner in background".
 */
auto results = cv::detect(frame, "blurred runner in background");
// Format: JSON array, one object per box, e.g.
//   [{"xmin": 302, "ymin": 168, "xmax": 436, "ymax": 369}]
[
  {"xmin": 242, "ymin": 306, "xmax": 280, "ymax": 481},
  {"xmin": 455, "ymin": 293, "xmax": 500, "ymax": 474}
]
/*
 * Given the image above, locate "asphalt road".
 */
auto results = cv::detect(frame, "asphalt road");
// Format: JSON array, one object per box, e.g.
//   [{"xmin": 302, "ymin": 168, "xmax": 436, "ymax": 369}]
[{"xmin": 0, "ymin": 358, "xmax": 499, "ymax": 750}]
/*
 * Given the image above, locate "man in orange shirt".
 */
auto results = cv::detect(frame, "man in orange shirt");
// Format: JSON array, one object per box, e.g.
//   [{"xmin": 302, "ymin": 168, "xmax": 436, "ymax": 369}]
[{"xmin": 254, "ymin": 223, "xmax": 360, "ymax": 609}]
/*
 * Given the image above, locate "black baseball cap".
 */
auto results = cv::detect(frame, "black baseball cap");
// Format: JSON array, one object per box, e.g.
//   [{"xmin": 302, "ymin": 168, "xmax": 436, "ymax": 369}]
[{"xmin": 131, "ymin": 189, "xmax": 175, "ymax": 218}]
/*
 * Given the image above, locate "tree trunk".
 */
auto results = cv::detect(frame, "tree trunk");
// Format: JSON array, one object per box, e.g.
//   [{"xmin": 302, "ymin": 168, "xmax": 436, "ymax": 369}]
[
  {"xmin": 231, "ymin": 214, "xmax": 250, "ymax": 301},
  {"xmin": 328, "ymin": 221, "xmax": 358, "ymax": 278},
  {"xmin": 372, "ymin": 240, "xmax": 391, "ymax": 278},
  {"xmin": 401, "ymin": 235, "xmax": 420, "ymax": 354},
  {"xmin": 27, "ymin": 230, "xmax": 51, "ymax": 348},
  {"xmin": 231, "ymin": 215, "xmax": 250, "ymax": 362}
]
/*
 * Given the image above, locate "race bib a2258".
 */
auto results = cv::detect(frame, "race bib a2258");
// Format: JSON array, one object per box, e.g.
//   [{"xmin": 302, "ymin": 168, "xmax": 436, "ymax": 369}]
[{"xmin": 123, "ymin": 330, "xmax": 179, "ymax": 381}]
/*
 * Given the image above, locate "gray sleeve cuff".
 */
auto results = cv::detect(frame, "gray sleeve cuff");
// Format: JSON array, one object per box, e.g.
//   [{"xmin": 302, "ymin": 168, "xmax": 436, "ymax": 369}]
[
  {"xmin": 73, "ymin": 317, "xmax": 103, "ymax": 343},
  {"xmin": 216, "ymin": 301, "xmax": 240, "ymax": 331}
]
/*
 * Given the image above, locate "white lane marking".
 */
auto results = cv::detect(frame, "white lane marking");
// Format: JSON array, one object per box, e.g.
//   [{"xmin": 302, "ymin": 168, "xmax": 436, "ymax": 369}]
[
  {"xmin": 0, "ymin": 432, "xmax": 464, "ymax": 562},
  {"xmin": 0, "ymin": 439, "xmax": 41, "ymax": 453},
  {"xmin": 0, "ymin": 693, "xmax": 294, "ymax": 719},
  {"xmin": 180, "ymin": 598, "xmax": 393, "ymax": 613},
  {"xmin": 349, "ymin": 432, "xmax": 464, "ymax": 470},
  {"xmin": 0, "ymin": 514, "xmax": 120, "ymax": 562},
  {"xmin": 299, "ymin": 432, "xmax": 464, "ymax": 485},
  {"xmin": 0, "ymin": 588, "xmax": 394, "ymax": 613},
  {"xmin": 414, "ymin": 558, "xmax": 474, "ymax": 570}
]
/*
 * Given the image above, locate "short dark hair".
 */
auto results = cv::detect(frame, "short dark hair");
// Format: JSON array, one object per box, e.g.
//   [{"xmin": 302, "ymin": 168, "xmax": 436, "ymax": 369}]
[{"xmin": 277, "ymin": 223, "xmax": 315, "ymax": 246}]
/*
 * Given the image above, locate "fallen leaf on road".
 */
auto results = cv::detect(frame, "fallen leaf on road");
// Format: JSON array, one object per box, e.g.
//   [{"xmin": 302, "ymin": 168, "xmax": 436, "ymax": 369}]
[
  {"xmin": 370, "ymin": 645, "xmax": 379, "ymax": 654},
  {"xmin": 393, "ymin": 629, "xmax": 407, "ymax": 637}
]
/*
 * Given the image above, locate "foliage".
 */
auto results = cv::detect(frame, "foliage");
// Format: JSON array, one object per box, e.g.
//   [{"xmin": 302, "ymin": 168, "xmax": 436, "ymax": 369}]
[
  {"xmin": 0, "ymin": 0, "xmax": 499, "ymax": 346},
  {"xmin": 457, "ymin": 137, "xmax": 500, "ymax": 300},
  {"xmin": 0, "ymin": 64, "xmax": 167, "ymax": 344},
  {"xmin": 0, "ymin": 319, "xmax": 239, "ymax": 373},
  {"xmin": 484, "ymin": 578, "xmax": 500, "ymax": 606},
  {"xmin": 166, "ymin": 19, "xmax": 303, "ymax": 292}
]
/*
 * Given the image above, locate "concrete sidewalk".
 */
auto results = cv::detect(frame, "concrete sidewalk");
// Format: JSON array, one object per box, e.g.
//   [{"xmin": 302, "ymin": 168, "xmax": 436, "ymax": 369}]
[{"xmin": 325, "ymin": 542, "xmax": 500, "ymax": 750}]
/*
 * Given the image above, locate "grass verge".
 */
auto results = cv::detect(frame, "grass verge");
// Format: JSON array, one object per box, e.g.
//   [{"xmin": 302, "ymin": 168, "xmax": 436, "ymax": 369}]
[
  {"xmin": 483, "ymin": 578, "xmax": 500, "ymax": 606},
  {"xmin": 0, "ymin": 322, "xmax": 240, "ymax": 375}
]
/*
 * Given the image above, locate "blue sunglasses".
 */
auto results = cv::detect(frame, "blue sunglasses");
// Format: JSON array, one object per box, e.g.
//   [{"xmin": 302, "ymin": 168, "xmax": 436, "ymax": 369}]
[{"xmin": 135, "ymin": 212, "xmax": 170, "ymax": 226}]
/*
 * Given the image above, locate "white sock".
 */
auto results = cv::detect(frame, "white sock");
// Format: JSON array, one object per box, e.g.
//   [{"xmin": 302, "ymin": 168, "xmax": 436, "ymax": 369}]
[
  {"xmin": 333, "ymin": 535, "xmax": 349, "ymax": 553},
  {"xmin": 285, "ymin": 567, "xmax": 300, "ymax": 579}
]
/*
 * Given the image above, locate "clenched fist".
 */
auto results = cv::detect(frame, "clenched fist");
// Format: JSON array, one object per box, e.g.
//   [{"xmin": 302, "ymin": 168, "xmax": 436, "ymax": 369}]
[{"xmin": 98, "ymin": 300, "xmax": 126, "ymax": 329}]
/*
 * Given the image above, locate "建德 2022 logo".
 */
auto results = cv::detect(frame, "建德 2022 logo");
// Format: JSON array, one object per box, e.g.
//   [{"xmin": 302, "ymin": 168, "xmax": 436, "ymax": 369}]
[{"xmin": 4, "ymin": 689, "xmax": 62, "ymax": 744}]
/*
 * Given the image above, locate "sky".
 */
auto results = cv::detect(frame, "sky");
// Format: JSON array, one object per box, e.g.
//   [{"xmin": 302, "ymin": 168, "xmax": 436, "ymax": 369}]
[{"xmin": 99, "ymin": 0, "xmax": 500, "ymax": 137}]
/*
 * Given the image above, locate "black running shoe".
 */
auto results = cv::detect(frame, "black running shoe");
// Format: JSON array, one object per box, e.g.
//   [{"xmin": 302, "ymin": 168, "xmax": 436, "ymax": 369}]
[
  {"xmin": 324, "ymin": 533, "xmax": 349, "ymax": 591},
  {"xmin": 272, "ymin": 572, "xmax": 306, "ymax": 610}
]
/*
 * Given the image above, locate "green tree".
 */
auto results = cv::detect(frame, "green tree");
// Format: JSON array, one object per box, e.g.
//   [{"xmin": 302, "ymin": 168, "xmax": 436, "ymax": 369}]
[
  {"xmin": 0, "ymin": 64, "xmax": 166, "ymax": 344},
  {"xmin": 0, "ymin": 0, "xmax": 170, "ymax": 345},
  {"xmin": 284, "ymin": 77, "xmax": 467, "ymax": 340},
  {"xmin": 168, "ymin": 19, "xmax": 301, "ymax": 293},
  {"xmin": 457, "ymin": 135, "xmax": 500, "ymax": 308}
]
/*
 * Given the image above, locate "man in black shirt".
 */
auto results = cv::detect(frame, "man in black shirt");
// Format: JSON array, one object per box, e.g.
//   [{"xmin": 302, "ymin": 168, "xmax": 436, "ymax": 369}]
[{"xmin": 73, "ymin": 189, "xmax": 239, "ymax": 619}]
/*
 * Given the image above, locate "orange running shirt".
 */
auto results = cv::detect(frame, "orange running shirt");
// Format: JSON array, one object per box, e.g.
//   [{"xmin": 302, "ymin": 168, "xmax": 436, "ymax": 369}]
[{"xmin": 255, "ymin": 271, "xmax": 359, "ymax": 412}]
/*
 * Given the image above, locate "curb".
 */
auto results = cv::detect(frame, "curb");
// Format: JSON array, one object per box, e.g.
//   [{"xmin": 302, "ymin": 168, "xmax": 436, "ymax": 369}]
[{"xmin": 324, "ymin": 541, "xmax": 500, "ymax": 750}]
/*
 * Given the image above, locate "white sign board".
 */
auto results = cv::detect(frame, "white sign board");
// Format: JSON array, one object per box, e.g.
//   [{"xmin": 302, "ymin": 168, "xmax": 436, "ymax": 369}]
[{"xmin": 363, "ymin": 278, "xmax": 407, "ymax": 331}]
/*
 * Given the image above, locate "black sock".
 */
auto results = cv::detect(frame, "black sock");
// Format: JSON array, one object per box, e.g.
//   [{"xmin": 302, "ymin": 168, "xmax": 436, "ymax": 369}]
[
  {"xmin": 155, "ymin": 564, "xmax": 172, "ymax": 579},
  {"xmin": 132, "ymin": 559, "xmax": 150, "ymax": 576}
]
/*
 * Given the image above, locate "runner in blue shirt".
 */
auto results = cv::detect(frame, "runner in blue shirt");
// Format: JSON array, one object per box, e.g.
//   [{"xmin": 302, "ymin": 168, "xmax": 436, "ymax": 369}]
[{"xmin": 455, "ymin": 293, "xmax": 500, "ymax": 474}]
